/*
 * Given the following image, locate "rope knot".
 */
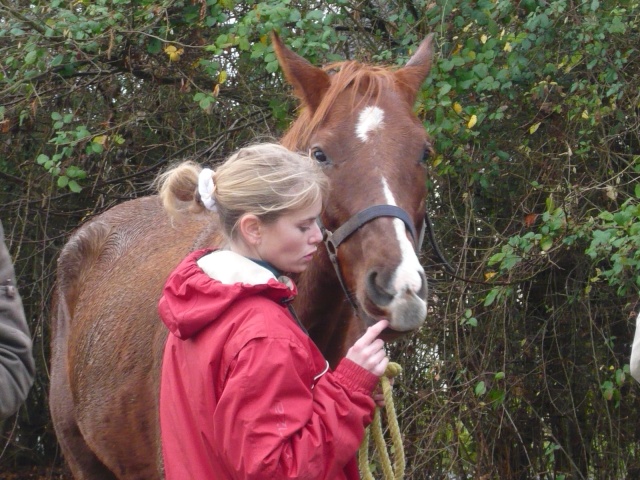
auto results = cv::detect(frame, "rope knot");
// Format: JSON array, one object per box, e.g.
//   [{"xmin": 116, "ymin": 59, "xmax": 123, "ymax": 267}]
[{"xmin": 384, "ymin": 361, "xmax": 402, "ymax": 379}]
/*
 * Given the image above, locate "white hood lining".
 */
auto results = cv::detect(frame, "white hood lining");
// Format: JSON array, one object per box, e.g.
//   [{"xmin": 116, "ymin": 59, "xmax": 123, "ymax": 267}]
[{"xmin": 196, "ymin": 250, "xmax": 276, "ymax": 285}]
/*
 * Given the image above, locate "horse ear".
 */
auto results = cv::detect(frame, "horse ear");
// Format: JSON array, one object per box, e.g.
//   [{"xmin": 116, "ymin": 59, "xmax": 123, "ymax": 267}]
[
  {"xmin": 394, "ymin": 33, "xmax": 436, "ymax": 105},
  {"xmin": 271, "ymin": 32, "xmax": 331, "ymax": 112}
]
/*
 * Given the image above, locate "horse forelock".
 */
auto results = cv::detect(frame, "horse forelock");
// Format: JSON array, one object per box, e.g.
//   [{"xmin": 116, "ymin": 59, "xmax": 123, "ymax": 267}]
[{"xmin": 281, "ymin": 61, "xmax": 403, "ymax": 151}]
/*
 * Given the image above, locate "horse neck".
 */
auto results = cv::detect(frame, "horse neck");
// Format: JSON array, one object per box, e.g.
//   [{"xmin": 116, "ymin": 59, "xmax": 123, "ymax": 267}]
[
  {"xmin": 292, "ymin": 248, "xmax": 355, "ymax": 364},
  {"xmin": 292, "ymin": 248, "xmax": 337, "ymax": 323},
  {"xmin": 281, "ymin": 109, "xmax": 360, "ymax": 363}
]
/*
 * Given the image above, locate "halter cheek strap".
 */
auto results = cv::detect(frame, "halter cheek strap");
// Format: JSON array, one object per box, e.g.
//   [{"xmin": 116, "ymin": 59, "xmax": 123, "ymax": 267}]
[{"xmin": 318, "ymin": 204, "xmax": 422, "ymax": 318}]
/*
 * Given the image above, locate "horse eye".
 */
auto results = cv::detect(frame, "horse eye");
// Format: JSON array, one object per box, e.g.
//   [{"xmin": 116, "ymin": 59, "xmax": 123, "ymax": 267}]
[
  {"xmin": 421, "ymin": 143, "xmax": 435, "ymax": 163},
  {"xmin": 310, "ymin": 148, "xmax": 329, "ymax": 165}
]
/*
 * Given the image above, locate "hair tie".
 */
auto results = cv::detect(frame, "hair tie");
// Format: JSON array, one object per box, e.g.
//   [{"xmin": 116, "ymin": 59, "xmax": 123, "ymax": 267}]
[{"xmin": 198, "ymin": 168, "xmax": 217, "ymax": 212}]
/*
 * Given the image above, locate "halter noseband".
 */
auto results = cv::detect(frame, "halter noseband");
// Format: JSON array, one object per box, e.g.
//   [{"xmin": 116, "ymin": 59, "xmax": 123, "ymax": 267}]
[{"xmin": 319, "ymin": 204, "xmax": 425, "ymax": 319}]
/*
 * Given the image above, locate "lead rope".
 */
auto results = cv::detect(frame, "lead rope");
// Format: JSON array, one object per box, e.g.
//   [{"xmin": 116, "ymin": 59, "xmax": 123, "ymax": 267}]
[{"xmin": 358, "ymin": 362, "xmax": 405, "ymax": 480}]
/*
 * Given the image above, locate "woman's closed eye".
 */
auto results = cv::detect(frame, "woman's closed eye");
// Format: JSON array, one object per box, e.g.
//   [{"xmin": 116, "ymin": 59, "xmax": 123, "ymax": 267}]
[{"xmin": 298, "ymin": 219, "xmax": 317, "ymax": 233}]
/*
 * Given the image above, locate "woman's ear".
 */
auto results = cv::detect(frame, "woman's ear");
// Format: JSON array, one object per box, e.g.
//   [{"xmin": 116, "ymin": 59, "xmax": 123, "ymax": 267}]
[{"xmin": 238, "ymin": 214, "xmax": 262, "ymax": 245}]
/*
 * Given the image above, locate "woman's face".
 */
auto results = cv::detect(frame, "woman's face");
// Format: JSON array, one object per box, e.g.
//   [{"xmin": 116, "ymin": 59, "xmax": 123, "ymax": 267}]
[{"xmin": 256, "ymin": 198, "xmax": 323, "ymax": 273}]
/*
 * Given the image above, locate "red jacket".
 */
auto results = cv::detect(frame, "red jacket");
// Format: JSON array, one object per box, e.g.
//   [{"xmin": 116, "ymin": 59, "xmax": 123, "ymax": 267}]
[{"xmin": 159, "ymin": 249, "xmax": 378, "ymax": 479}]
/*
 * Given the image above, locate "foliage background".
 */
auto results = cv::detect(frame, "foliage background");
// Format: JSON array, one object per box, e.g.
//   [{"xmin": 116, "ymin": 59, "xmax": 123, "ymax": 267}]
[{"xmin": 1, "ymin": 0, "xmax": 639, "ymax": 478}]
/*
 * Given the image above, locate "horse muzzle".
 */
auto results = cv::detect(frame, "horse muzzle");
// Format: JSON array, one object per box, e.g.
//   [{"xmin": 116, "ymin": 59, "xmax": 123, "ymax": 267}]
[{"xmin": 362, "ymin": 266, "xmax": 428, "ymax": 331}]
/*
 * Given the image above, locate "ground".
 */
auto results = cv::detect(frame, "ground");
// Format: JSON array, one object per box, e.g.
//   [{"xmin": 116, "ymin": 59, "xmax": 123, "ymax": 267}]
[{"xmin": 0, "ymin": 466, "xmax": 68, "ymax": 479}]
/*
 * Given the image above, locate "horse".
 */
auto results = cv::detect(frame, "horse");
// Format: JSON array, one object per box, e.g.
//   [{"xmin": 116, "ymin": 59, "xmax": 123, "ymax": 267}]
[{"xmin": 49, "ymin": 32, "xmax": 435, "ymax": 479}]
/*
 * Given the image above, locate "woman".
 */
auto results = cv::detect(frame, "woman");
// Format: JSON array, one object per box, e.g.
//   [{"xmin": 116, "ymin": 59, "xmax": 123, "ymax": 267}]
[{"xmin": 157, "ymin": 143, "xmax": 389, "ymax": 479}]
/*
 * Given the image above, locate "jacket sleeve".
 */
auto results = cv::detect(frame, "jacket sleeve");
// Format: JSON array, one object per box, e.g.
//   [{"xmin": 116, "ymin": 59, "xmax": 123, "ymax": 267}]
[
  {"xmin": 211, "ymin": 336, "xmax": 378, "ymax": 479},
  {"xmin": 631, "ymin": 312, "xmax": 640, "ymax": 383},
  {"xmin": 0, "ymin": 221, "xmax": 35, "ymax": 420}
]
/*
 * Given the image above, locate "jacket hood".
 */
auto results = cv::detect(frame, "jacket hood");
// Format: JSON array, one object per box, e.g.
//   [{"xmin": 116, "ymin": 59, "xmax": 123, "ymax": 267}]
[{"xmin": 159, "ymin": 249, "xmax": 297, "ymax": 339}]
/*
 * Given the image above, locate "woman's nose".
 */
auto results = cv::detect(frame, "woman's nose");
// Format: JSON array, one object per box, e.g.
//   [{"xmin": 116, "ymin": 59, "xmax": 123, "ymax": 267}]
[{"xmin": 310, "ymin": 222, "xmax": 323, "ymax": 244}]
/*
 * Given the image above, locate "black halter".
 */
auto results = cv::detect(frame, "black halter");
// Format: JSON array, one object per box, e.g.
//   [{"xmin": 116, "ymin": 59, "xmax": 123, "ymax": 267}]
[{"xmin": 318, "ymin": 205, "xmax": 424, "ymax": 318}]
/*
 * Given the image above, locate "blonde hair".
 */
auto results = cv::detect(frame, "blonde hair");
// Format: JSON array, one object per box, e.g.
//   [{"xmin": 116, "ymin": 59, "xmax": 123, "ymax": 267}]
[{"xmin": 157, "ymin": 143, "xmax": 328, "ymax": 239}]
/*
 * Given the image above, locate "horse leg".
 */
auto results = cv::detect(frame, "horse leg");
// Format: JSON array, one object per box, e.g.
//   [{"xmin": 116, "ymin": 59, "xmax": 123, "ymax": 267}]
[{"xmin": 50, "ymin": 301, "xmax": 117, "ymax": 480}]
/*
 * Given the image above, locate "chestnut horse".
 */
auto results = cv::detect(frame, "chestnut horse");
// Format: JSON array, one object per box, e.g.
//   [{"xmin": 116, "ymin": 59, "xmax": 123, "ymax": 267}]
[{"xmin": 49, "ymin": 33, "xmax": 435, "ymax": 479}]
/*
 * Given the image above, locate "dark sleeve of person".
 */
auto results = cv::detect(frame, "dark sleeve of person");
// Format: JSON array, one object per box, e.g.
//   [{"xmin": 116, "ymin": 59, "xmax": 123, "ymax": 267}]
[{"xmin": 0, "ymin": 221, "xmax": 35, "ymax": 420}]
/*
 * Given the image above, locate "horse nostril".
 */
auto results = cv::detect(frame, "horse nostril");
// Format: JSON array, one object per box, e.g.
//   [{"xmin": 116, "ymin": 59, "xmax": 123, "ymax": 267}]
[
  {"xmin": 365, "ymin": 270, "xmax": 394, "ymax": 306},
  {"xmin": 366, "ymin": 269, "xmax": 429, "ymax": 309}
]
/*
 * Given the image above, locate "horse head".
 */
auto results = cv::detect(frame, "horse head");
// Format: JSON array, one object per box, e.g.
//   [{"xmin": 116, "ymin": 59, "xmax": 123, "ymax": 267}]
[{"xmin": 273, "ymin": 33, "xmax": 435, "ymax": 356}]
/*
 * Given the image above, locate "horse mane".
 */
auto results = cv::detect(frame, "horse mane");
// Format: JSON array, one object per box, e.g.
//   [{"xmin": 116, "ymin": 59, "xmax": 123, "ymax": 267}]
[{"xmin": 280, "ymin": 60, "xmax": 401, "ymax": 151}]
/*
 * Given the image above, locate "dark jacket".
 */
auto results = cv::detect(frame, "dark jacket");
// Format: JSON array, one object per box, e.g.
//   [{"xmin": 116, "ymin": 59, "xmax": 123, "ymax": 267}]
[{"xmin": 0, "ymin": 221, "xmax": 35, "ymax": 420}]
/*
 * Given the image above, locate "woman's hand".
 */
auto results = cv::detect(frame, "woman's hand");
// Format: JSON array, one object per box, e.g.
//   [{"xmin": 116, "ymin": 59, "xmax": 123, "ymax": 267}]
[
  {"xmin": 346, "ymin": 320, "xmax": 389, "ymax": 377},
  {"xmin": 372, "ymin": 377, "xmax": 394, "ymax": 407}
]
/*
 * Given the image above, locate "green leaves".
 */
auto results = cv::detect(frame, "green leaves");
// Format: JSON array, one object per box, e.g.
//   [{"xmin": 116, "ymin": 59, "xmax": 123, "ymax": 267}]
[
  {"xmin": 473, "ymin": 372, "xmax": 507, "ymax": 409},
  {"xmin": 57, "ymin": 174, "xmax": 83, "ymax": 193},
  {"xmin": 483, "ymin": 287, "xmax": 505, "ymax": 307},
  {"xmin": 36, "ymin": 153, "xmax": 85, "ymax": 193},
  {"xmin": 34, "ymin": 112, "xmax": 108, "ymax": 192},
  {"xmin": 600, "ymin": 366, "xmax": 627, "ymax": 406},
  {"xmin": 460, "ymin": 309, "xmax": 478, "ymax": 327},
  {"xmin": 193, "ymin": 92, "xmax": 216, "ymax": 111},
  {"xmin": 584, "ymin": 197, "xmax": 640, "ymax": 293},
  {"xmin": 51, "ymin": 111, "xmax": 74, "ymax": 130}
]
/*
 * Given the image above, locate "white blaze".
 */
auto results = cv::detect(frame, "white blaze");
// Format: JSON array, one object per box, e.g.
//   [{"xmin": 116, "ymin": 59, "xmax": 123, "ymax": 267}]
[
  {"xmin": 356, "ymin": 106, "xmax": 385, "ymax": 142},
  {"xmin": 382, "ymin": 178, "xmax": 425, "ymax": 295}
]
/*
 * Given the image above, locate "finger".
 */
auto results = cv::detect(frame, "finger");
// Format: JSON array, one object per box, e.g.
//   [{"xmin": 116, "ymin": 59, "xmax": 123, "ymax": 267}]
[
  {"xmin": 358, "ymin": 320, "xmax": 389, "ymax": 345},
  {"xmin": 361, "ymin": 338, "xmax": 385, "ymax": 357},
  {"xmin": 367, "ymin": 350, "xmax": 388, "ymax": 371},
  {"xmin": 373, "ymin": 357, "xmax": 390, "ymax": 377},
  {"xmin": 369, "ymin": 348, "xmax": 387, "ymax": 364}
]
